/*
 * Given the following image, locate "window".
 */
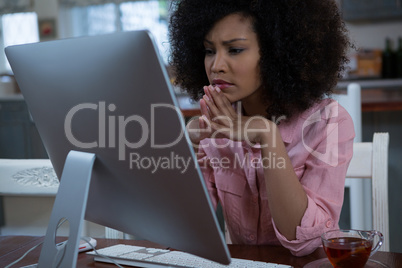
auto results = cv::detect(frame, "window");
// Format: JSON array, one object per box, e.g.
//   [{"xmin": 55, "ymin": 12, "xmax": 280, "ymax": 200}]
[
  {"xmin": 120, "ymin": 1, "xmax": 169, "ymax": 61},
  {"xmin": 59, "ymin": 1, "xmax": 170, "ymax": 63},
  {"xmin": 0, "ymin": 12, "xmax": 39, "ymax": 73}
]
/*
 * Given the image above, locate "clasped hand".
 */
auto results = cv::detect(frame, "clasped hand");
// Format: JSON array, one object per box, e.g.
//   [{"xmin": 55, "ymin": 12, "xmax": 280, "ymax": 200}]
[{"xmin": 187, "ymin": 85, "xmax": 273, "ymax": 147}]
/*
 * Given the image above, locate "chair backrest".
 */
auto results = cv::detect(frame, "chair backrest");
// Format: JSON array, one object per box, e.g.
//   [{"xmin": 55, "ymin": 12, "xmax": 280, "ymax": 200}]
[
  {"xmin": 332, "ymin": 83, "xmax": 362, "ymax": 142},
  {"xmin": 346, "ymin": 132, "xmax": 390, "ymax": 251}
]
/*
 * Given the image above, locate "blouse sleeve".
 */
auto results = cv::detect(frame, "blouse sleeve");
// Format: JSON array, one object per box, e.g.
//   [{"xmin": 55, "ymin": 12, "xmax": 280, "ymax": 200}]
[{"xmin": 273, "ymin": 101, "xmax": 355, "ymax": 256}]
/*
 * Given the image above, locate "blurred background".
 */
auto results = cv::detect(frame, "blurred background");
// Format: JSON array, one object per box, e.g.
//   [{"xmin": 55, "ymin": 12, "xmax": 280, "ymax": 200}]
[{"xmin": 0, "ymin": 0, "xmax": 401, "ymax": 253}]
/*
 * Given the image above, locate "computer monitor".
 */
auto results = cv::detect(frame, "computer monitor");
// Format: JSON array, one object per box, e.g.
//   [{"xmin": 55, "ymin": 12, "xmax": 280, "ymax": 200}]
[{"xmin": 5, "ymin": 30, "xmax": 230, "ymax": 266}]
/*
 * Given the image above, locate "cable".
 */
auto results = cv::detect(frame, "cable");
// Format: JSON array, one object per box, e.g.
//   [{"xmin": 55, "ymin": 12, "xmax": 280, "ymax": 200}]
[
  {"xmin": 5, "ymin": 237, "xmax": 125, "ymax": 268},
  {"xmin": 5, "ymin": 217, "xmax": 125, "ymax": 268},
  {"xmin": 54, "ymin": 240, "xmax": 67, "ymax": 268},
  {"xmin": 5, "ymin": 218, "xmax": 67, "ymax": 268},
  {"xmin": 80, "ymin": 237, "xmax": 124, "ymax": 268},
  {"xmin": 4, "ymin": 241, "xmax": 42, "ymax": 268}
]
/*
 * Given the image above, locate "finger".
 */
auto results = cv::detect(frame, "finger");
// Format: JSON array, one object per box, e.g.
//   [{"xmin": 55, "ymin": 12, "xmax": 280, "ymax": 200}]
[
  {"xmin": 199, "ymin": 115, "xmax": 212, "ymax": 136},
  {"xmin": 208, "ymin": 85, "xmax": 236, "ymax": 118},
  {"xmin": 199, "ymin": 114, "xmax": 205, "ymax": 129},
  {"xmin": 202, "ymin": 92, "xmax": 221, "ymax": 120},
  {"xmin": 199, "ymin": 98, "xmax": 211, "ymax": 120},
  {"xmin": 221, "ymin": 92, "xmax": 238, "ymax": 118},
  {"xmin": 204, "ymin": 92, "xmax": 233, "ymax": 126},
  {"xmin": 204, "ymin": 86, "xmax": 214, "ymax": 104}
]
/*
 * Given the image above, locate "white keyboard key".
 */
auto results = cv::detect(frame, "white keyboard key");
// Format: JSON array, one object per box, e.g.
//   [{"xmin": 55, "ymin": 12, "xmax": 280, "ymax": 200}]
[
  {"xmin": 123, "ymin": 252, "xmax": 154, "ymax": 260},
  {"xmin": 95, "ymin": 244, "xmax": 145, "ymax": 257}
]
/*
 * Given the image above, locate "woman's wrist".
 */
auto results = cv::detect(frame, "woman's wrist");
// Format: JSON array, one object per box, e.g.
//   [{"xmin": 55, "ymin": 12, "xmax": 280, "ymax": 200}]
[{"xmin": 248, "ymin": 117, "xmax": 276, "ymax": 146}]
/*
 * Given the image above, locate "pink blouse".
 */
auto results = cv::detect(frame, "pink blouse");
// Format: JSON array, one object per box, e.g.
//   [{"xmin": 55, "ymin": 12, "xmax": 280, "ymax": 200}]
[{"xmin": 197, "ymin": 98, "xmax": 355, "ymax": 256}]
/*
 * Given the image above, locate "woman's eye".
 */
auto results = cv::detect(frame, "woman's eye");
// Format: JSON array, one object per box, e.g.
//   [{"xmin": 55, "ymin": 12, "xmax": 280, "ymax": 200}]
[
  {"xmin": 229, "ymin": 48, "xmax": 243, "ymax": 55},
  {"xmin": 204, "ymin": 49, "xmax": 214, "ymax": 55}
]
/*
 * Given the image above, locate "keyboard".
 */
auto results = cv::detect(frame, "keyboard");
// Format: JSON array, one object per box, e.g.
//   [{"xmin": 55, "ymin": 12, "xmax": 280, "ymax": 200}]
[{"xmin": 87, "ymin": 244, "xmax": 293, "ymax": 268}]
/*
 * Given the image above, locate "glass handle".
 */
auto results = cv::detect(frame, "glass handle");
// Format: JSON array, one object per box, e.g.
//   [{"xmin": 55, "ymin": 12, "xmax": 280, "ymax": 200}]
[{"xmin": 370, "ymin": 230, "xmax": 384, "ymax": 256}]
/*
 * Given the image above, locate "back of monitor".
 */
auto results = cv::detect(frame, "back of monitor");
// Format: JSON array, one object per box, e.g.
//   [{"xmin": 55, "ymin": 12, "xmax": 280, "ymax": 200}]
[{"xmin": 5, "ymin": 30, "xmax": 230, "ymax": 265}]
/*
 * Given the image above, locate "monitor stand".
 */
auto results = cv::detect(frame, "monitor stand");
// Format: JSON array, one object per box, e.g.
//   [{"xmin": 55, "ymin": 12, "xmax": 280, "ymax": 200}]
[{"xmin": 38, "ymin": 150, "xmax": 96, "ymax": 268}]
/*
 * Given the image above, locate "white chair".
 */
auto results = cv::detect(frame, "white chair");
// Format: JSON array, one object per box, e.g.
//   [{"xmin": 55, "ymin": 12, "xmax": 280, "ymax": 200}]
[
  {"xmin": 333, "ymin": 83, "xmax": 373, "ymax": 230},
  {"xmin": 0, "ymin": 159, "xmax": 103, "ymax": 237},
  {"xmin": 346, "ymin": 132, "xmax": 390, "ymax": 251},
  {"xmin": 105, "ymin": 227, "xmax": 125, "ymax": 239},
  {"xmin": 0, "ymin": 159, "xmax": 60, "ymax": 236},
  {"xmin": 333, "ymin": 83, "xmax": 362, "ymax": 142},
  {"xmin": 105, "ymin": 227, "xmax": 139, "ymax": 239}
]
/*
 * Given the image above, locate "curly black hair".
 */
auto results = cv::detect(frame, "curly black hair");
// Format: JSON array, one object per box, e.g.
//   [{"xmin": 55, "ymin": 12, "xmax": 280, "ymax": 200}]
[{"xmin": 169, "ymin": 0, "xmax": 351, "ymax": 118}]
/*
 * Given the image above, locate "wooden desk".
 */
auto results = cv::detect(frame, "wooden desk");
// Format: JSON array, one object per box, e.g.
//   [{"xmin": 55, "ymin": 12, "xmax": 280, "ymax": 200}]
[{"xmin": 1, "ymin": 236, "xmax": 401, "ymax": 268}]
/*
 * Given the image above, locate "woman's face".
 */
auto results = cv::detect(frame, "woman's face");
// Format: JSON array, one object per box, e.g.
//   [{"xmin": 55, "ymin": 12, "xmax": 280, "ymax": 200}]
[{"xmin": 204, "ymin": 13, "xmax": 262, "ymax": 104}]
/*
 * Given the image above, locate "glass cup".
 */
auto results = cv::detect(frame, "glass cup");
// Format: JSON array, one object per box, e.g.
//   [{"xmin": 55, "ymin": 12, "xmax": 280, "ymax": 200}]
[{"xmin": 321, "ymin": 229, "xmax": 383, "ymax": 268}]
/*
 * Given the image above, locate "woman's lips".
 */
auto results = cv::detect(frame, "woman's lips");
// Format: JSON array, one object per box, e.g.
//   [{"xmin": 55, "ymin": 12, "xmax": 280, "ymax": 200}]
[{"xmin": 212, "ymin": 79, "xmax": 233, "ymax": 89}]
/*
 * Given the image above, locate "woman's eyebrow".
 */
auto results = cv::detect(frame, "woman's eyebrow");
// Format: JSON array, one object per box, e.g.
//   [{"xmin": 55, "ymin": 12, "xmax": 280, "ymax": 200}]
[
  {"xmin": 222, "ymin": 38, "xmax": 247, "ymax": 44},
  {"xmin": 204, "ymin": 38, "xmax": 248, "ymax": 45}
]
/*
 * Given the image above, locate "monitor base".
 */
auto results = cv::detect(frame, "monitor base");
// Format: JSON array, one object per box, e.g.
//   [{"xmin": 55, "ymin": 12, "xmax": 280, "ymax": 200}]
[{"xmin": 38, "ymin": 150, "xmax": 95, "ymax": 268}]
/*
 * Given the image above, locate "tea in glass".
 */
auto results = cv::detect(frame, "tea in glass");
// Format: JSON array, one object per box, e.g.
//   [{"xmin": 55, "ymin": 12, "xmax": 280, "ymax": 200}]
[{"xmin": 321, "ymin": 229, "xmax": 383, "ymax": 268}]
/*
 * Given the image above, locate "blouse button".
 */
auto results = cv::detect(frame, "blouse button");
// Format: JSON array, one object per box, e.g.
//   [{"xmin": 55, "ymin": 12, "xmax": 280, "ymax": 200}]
[
  {"xmin": 249, "ymin": 234, "xmax": 256, "ymax": 241},
  {"xmin": 326, "ymin": 220, "xmax": 332, "ymax": 228}
]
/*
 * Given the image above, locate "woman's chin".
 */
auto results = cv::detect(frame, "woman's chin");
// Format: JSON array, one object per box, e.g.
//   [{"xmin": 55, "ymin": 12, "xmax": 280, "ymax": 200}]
[{"xmin": 223, "ymin": 94, "xmax": 236, "ymax": 104}]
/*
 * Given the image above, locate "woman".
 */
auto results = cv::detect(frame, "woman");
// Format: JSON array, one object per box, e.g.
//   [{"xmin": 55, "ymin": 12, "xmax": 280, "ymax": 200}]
[{"xmin": 169, "ymin": 0, "xmax": 354, "ymax": 256}]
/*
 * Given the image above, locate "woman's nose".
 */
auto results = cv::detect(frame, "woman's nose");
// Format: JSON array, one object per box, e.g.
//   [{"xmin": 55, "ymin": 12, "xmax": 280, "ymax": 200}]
[{"xmin": 211, "ymin": 52, "xmax": 227, "ymax": 73}]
